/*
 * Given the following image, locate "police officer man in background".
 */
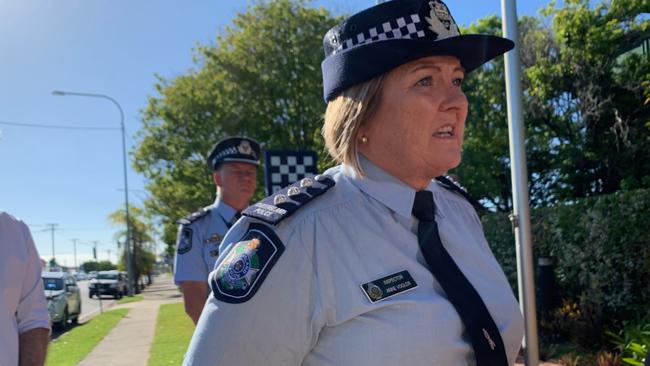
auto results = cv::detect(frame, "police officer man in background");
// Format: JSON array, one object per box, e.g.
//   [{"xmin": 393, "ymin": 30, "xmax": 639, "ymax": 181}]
[{"xmin": 173, "ymin": 136, "xmax": 260, "ymax": 324}]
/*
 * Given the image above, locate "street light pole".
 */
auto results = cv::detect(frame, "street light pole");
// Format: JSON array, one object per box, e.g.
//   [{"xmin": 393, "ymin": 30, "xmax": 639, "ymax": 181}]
[
  {"xmin": 46, "ymin": 223, "xmax": 58, "ymax": 265},
  {"xmin": 71, "ymin": 238, "xmax": 78, "ymax": 270},
  {"xmin": 52, "ymin": 90, "xmax": 135, "ymax": 296}
]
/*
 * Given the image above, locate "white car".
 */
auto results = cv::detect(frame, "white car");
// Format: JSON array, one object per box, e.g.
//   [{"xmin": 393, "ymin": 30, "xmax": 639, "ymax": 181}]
[
  {"xmin": 42, "ymin": 271, "xmax": 82, "ymax": 331},
  {"xmin": 88, "ymin": 270, "xmax": 127, "ymax": 299}
]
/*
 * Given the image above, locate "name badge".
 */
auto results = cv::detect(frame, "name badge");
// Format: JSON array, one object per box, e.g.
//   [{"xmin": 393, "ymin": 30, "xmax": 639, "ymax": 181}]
[{"xmin": 360, "ymin": 270, "xmax": 418, "ymax": 303}]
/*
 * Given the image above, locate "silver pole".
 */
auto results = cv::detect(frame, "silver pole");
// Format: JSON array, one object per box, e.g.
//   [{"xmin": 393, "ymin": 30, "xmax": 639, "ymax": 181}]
[
  {"xmin": 500, "ymin": 1, "xmax": 539, "ymax": 365},
  {"xmin": 48, "ymin": 223, "xmax": 57, "ymax": 263},
  {"xmin": 52, "ymin": 90, "xmax": 135, "ymax": 296},
  {"xmin": 71, "ymin": 238, "xmax": 78, "ymax": 270}
]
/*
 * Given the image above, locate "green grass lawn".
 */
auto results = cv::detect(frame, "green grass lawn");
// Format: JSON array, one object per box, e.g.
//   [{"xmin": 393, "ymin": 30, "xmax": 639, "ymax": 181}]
[
  {"xmin": 46, "ymin": 308, "xmax": 129, "ymax": 366},
  {"xmin": 117, "ymin": 294, "xmax": 144, "ymax": 304},
  {"xmin": 147, "ymin": 302, "xmax": 195, "ymax": 365}
]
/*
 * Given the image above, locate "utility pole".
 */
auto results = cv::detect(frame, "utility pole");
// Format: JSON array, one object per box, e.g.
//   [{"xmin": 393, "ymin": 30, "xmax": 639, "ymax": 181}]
[
  {"xmin": 45, "ymin": 223, "xmax": 59, "ymax": 265},
  {"xmin": 107, "ymin": 250, "xmax": 111, "ymax": 263},
  {"xmin": 92, "ymin": 240, "xmax": 99, "ymax": 261},
  {"xmin": 71, "ymin": 238, "xmax": 79, "ymax": 270}
]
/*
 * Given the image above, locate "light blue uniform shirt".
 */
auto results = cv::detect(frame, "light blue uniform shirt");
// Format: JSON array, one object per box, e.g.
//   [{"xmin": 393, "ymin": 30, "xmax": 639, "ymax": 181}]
[
  {"xmin": 173, "ymin": 198, "xmax": 238, "ymax": 285},
  {"xmin": 185, "ymin": 157, "xmax": 524, "ymax": 365}
]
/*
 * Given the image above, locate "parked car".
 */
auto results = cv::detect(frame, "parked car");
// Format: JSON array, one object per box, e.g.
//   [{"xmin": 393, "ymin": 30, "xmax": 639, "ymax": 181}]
[
  {"xmin": 88, "ymin": 270, "xmax": 127, "ymax": 299},
  {"xmin": 42, "ymin": 271, "xmax": 82, "ymax": 331}
]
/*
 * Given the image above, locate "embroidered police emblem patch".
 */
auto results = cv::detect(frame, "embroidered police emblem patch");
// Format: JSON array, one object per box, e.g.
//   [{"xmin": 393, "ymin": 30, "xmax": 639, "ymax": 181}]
[
  {"xmin": 177, "ymin": 227, "xmax": 193, "ymax": 255},
  {"xmin": 210, "ymin": 222, "xmax": 284, "ymax": 303},
  {"xmin": 361, "ymin": 270, "xmax": 418, "ymax": 303}
]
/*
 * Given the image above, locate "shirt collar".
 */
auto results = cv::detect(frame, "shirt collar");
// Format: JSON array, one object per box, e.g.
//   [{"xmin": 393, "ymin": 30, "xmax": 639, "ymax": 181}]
[
  {"xmin": 345, "ymin": 155, "xmax": 419, "ymax": 219},
  {"xmin": 213, "ymin": 197, "xmax": 238, "ymax": 222}
]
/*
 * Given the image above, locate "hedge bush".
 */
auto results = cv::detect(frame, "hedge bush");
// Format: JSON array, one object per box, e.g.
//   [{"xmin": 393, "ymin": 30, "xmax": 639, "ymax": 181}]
[{"xmin": 482, "ymin": 188, "xmax": 650, "ymax": 349}]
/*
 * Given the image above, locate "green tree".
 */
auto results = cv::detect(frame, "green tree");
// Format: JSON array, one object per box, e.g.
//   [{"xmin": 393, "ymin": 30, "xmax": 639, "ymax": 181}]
[
  {"xmin": 80, "ymin": 260, "xmax": 116, "ymax": 272},
  {"xmin": 133, "ymin": 0, "xmax": 339, "ymax": 251},
  {"xmin": 108, "ymin": 205, "xmax": 157, "ymax": 292},
  {"xmin": 529, "ymin": 0, "xmax": 650, "ymax": 201},
  {"xmin": 456, "ymin": 0, "xmax": 649, "ymax": 210}
]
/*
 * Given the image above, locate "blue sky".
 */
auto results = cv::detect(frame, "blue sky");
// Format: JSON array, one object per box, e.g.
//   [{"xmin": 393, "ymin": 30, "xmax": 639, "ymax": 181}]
[{"xmin": 0, "ymin": 0, "xmax": 555, "ymax": 267}]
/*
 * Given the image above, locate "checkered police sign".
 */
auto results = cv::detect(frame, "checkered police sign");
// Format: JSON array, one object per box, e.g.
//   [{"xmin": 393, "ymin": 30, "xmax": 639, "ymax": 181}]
[{"xmin": 264, "ymin": 150, "xmax": 318, "ymax": 196}]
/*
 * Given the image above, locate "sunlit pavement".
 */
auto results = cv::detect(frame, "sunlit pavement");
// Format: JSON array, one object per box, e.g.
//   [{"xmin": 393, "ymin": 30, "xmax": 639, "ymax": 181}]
[{"xmin": 76, "ymin": 274, "xmax": 181, "ymax": 366}]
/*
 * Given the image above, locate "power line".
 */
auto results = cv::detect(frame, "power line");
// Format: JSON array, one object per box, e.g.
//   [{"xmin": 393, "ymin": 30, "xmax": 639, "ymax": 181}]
[
  {"xmin": 59, "ymin": 228, "xmax": 116, "ymax": 232},
  {"xmin": 34, "ymin": 227, "xmax": 114, "ymax": 232},
  {"xmin": 0, "ymin": 120, "xmax": 119, "ymax": 131}
]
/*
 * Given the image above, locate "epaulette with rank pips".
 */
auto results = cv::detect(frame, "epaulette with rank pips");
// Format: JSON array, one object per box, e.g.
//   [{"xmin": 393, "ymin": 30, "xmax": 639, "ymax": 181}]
[
  {"xmin": 176, "ymin": 207, "xmax": 210, "ymax": 225},
  {"xmin": 435, "ymin": 175, "xmax": 485, "ymax": 211},
  {"xmin": 243, "ymin": 174, "xmax": 335, "ymax": 225}
]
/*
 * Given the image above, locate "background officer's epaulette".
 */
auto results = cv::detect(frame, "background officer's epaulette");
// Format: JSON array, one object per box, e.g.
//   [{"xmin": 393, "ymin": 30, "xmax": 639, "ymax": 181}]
[
  {"xmin": 435, "ymin": 175, "xmax": 485, "ymax": 211},
  {"xmin": 243, "ymin": 174, "xmax": 335, "ymax": 225},
  {"xmin": 176, "ymin": 207, "xmax": 210, "ymax": 225}
]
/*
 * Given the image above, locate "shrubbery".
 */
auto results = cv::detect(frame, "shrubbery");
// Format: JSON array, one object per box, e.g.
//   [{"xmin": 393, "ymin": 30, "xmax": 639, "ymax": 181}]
[{"xmin": 482, "ymin": 189, "xmax": 650, "ymax": 350}]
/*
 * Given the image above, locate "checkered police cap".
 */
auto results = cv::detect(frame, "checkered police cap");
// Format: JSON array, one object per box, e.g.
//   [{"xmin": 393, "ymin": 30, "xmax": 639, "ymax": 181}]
[
  {"xmin": 321, "ymin": 0, "xmax": 515, "ymax": 101},
  {"xmin": 207, "ymin": 137, "xmax": 261, "ymax": 171}
]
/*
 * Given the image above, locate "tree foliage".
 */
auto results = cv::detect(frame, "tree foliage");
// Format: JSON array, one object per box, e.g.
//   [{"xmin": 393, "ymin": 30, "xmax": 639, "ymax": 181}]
[
  {"xmin": 133, "ymin": 0, "xmax": 339, "ymax": 249},
  {"xmin": 483, "ymin": 188, "xmax": 650, "ymax": 349},
  {"xmin": 457, "ymin": 0, "xmax": 649, "ymax": 210},
  {"xmin": 108, "ymin": 205, "xmax": 156, "ymax": 290},
  {"xmin": 80, "ymin": 260, "xmax": 116, "ymax": 272}
]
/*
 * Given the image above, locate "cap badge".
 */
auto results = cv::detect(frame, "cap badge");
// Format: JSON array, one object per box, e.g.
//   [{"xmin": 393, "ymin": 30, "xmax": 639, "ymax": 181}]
[
  {"xmin": 238, "ymin": 140, "xmax": 256, "ymax": 158},
  {"xmin": 425, "ymin": 0, "xmax": 459, "ymax": 39}
]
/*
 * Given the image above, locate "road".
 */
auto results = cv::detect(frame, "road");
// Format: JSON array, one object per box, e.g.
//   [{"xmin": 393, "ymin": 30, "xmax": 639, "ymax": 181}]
[{"xmin": 77, "ymin": 279, "xmax": 117, "ymax": 321}]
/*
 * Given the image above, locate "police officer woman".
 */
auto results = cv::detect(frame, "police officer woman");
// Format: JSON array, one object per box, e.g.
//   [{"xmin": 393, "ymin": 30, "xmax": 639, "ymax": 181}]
[{"xmin": 184, "ymin": 0, "xmax": 524, "ymax": 364}]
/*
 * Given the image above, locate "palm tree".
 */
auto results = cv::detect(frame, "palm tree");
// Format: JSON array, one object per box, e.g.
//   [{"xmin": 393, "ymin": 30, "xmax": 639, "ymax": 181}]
[{"xmin": 108, "ymin": 205, "xmax": 157, "ymax": 292}]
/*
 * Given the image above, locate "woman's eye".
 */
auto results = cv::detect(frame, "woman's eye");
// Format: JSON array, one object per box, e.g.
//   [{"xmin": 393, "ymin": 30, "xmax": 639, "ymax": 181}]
[
  {"xmin": 415, "ymin": 76, "xmax": 432, "ymax": 87},
  {"xmin": 453, "ymin": 77, "xmax": 464, "ymax": 87}
]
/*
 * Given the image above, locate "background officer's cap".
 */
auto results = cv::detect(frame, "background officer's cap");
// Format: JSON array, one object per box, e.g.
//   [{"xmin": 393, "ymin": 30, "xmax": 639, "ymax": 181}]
[
  {"xmin": 207, "ymin": 137, "xmax": 260, "ymax": 171},
  {"xmin": 321, "ymin": 0, "xmax": 515, "ymax": 101}
]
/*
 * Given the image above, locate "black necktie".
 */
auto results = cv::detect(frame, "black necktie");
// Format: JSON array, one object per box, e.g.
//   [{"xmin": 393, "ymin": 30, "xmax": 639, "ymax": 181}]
[
  {"xmin": 230, "ymin": 212, "xmax": 241, "ymax": 227},
  {"xmin": 412, "ymin": 190, "xmax": 508, "ymax": 366},
  {"xmin": 221, "ymin": 212, "xmax": 241, "ymax": 229}
]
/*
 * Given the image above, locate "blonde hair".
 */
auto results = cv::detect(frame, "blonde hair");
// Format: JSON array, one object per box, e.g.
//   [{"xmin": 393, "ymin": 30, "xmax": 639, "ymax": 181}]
[{"xmin": 322, "ymin": 75, "xmax": 385, "ymax": 176}]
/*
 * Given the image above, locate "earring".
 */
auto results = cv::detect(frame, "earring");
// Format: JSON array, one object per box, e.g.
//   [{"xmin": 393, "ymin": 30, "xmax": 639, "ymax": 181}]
[{"xmin": 361, "ymin": 136, "xmax": 368, "ymax": 144}]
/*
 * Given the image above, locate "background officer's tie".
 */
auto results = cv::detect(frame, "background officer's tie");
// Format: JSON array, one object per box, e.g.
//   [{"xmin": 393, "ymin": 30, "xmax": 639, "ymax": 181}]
[
  {"xmin": 412, "ymin": 190, "xmax": 509, "ymax": 366},
  {"xmin": 229, "ymin": 212, "xmax": 241, "ymax": 228}
]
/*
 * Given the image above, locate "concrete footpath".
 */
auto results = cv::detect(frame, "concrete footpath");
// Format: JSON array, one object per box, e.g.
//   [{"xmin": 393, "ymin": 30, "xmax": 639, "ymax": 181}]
[{"xmin": 77, "ymin": 274, "xmax": 182, "ymax": 366}]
